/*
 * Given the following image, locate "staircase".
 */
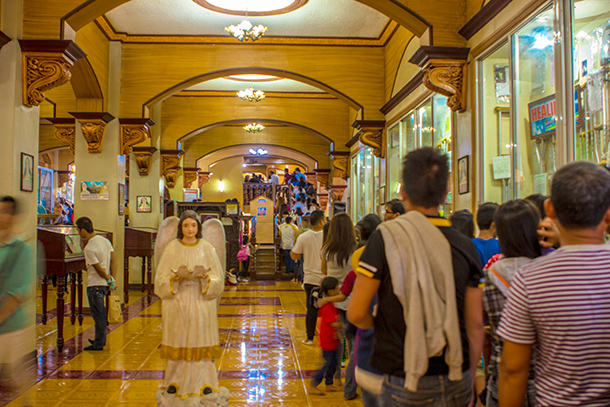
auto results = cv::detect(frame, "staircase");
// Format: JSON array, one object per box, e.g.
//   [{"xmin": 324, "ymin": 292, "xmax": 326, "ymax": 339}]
[{"xmin": 252, "ymin": 245, "xmax": 277, "ymax": 280}]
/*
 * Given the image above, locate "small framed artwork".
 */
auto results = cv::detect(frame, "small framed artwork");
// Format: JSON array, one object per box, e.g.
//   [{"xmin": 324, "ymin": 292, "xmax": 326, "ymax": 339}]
[
  {"xmin": 118, "ymin": 183, "xmax": 125, "ymax": 216},
  {"xmin": 458, "ymin": 155, "xmax": 470, "ymax": 195},
  {"xmin": 136, "ymin": 195, "xmax": 152, "ymax": 213},
  {"xmin": 20, "ymin": 153, "xmax": 34, "ymax": 192}
]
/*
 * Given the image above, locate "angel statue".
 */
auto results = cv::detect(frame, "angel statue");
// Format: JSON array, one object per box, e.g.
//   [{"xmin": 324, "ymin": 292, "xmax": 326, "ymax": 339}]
[{"xmin": 154, "ymin": 211, "xmax": 230, "ymax": 407}]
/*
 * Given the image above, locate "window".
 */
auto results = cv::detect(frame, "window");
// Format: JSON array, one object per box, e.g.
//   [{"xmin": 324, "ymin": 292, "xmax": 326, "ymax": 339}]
[{"xmin": 350, "ymin": 147, "xmax": 378, "ymax": 221}]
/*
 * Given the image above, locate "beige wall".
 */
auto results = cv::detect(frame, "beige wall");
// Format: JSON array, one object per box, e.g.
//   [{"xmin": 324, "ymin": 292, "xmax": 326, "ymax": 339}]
[{"xmin": 202, "ymin": 157, "xmax": 244, "ymax": 206}]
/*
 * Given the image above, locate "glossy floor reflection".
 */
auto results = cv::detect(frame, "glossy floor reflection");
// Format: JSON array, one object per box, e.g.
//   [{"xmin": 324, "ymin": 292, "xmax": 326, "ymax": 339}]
[{"xmin": 5, "ymin": 281, "xmax": 364, "ymax": 406}]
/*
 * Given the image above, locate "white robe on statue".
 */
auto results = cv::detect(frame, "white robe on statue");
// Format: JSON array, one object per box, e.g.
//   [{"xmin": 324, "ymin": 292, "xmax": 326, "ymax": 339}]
[{"xmin": 154, "ymin": 238, "xmax": 228, "ymax": 406}]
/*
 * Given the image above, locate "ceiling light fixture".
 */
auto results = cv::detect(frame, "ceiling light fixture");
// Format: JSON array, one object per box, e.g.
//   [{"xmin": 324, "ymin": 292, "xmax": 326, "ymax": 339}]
[
  {"xmin": 237, "ymin": 87, "xmax": 265, "ymax": 102},
  {"xmin": 249, "ymin": 147, "xmax": 268, "ymax": 156},
  {"xmin": 225, "ymin": 0, "xmax": 268, "ymax": 42},
  {"xmin": 244, "ymin": 123, "xmax": 265, "ymax": 133}
]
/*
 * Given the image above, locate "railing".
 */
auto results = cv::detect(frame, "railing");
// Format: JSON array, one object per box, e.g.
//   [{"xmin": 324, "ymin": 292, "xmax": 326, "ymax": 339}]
[{"xmin": 243, "ymin": 183, "xmax": 275, "ymax": 203}]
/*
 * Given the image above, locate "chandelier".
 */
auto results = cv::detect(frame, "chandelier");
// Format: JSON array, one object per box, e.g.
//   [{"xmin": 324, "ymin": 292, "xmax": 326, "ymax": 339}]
[
  {"xmin": 249, "ymin": 147, "xmax": 268, "ymax": 156},
  {"xmin": 243, "ymin": 123, "xmax": 265, "ymax": 133},
  {"xmin": 237, "ymin": 87, "xmax": 265, "ymax": 102},
  {"xmin": 225, "ymin": 20, "xmax": 267, "ymax": 42}
]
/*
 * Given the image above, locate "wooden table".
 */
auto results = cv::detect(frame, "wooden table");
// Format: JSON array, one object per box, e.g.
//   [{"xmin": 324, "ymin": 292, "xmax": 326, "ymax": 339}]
[{"xmin": 124, "ymin": 227, "xmax": 157, "ymax": 302}]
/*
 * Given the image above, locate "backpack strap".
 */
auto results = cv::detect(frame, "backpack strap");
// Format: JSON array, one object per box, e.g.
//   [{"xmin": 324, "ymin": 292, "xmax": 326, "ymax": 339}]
[{"xmin": 489, "ymin": 268, "xmax": 510, "ymax": 288}]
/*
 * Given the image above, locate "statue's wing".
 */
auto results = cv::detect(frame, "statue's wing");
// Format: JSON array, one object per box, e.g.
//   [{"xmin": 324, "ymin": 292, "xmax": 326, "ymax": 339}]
[
  {"xmin": 201, "ymin": 218, "xmax": 226, "ymax": 272},
  {"xmin": 154, "ymin": 216, "xmax": 179, "ymax": 266}
]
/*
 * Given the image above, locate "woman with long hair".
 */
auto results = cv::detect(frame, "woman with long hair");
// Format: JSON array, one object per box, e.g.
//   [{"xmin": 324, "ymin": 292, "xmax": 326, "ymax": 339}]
[{"xmin": 483, "ymin": 200, "xmax": 541, "ymax": 407}]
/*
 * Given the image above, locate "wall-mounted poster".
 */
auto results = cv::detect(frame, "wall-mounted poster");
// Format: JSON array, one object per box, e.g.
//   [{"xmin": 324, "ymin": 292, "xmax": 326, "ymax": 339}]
[
  {"xmin": 226, "ymin": 203, "xmax": 239, "ymax": 215},
  {"xmin": 136, "ymin": 195, "xmax": 152, "ymax": 213},
  {"xmin": 80, "ymin": 181, "xmax": 109, "ymax": 200},
  {"xmin": 183, "ymin": 188, "xmax": 199, "ymax": 202},
  {"xmin": 118, "ymin": 183, "xmax": 125, "ymax": 216},
  {"xmin": 257, "ymin": 206, "xmax": 267, "ymax": 216},
  {"xmin": 20, "ymin": 153, "xmax": 34, "ymax": 192},
  {"xmin": 458, "ymin": 155, "xmax": 469, "ymax": 195},
  {"xmin": 528, "ymin": 95, "xmax": 556, "ymax": 139}
]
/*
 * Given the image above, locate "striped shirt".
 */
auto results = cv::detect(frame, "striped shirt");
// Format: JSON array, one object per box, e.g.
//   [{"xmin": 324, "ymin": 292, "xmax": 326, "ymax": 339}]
[{"xmin": 497, "ymin": 245, "xmax": 610, "ymax": 406}]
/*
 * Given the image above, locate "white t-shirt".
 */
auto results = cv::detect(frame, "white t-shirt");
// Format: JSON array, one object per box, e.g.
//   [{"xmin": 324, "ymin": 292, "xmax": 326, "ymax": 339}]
[
  {"xmin": 270, "ymin": 174, "xmax": 279, "ymax": 185},
  {"xmin": 279, "ymin": 223, "xmax": 298, "ymax": 250},
  {"xmin": 291, "ymin": 229, "xmax": 324, "ymax": 286},
  {"xmin": 84, "ymin": 235, "xmax": 114, "ymax": 287}
]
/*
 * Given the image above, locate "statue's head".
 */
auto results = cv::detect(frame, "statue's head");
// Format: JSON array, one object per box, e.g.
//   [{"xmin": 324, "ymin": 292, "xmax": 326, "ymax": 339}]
[{"xmin": 177, "ymin": 210, "xmax": 202, "ymax": 240}]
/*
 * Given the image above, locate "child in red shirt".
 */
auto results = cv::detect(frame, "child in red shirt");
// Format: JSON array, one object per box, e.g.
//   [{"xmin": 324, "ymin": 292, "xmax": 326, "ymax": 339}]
[{"xmin": 310, "ymin": 277, "xmax": 342, "ymax": 395}]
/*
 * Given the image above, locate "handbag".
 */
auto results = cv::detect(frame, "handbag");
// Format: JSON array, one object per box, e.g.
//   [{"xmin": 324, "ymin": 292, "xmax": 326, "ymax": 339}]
[{"xmin": 108, "ymin": 293, "xmax": 123, "ymax": 324}]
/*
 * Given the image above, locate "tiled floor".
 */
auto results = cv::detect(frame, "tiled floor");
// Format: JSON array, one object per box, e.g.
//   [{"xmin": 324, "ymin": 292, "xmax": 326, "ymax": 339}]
[{"xmin": 4, "ymin": 281, "xmax": 364, "ymax": 406}]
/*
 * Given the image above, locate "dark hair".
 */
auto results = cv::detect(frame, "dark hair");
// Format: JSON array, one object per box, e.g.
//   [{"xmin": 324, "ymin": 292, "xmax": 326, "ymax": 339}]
[
  {"xmin": 269, "ymin": 170, "xmax": 274, "ymax": 175},
  {"xmin": 75, "ymin": 216, "xmax": 94, "ymax": 233},
  {"xmin": 355, "ymin": 214, "xmax": 382, "ymax": 246},
  {"xmin": 281, "ymin": 210, "xmax": 289, "ymax": 216},
  {"xmin": 243, "ymin": 235, "xmax": 249, "ymax": 244},
  {"xmin": 385, "ymin": 199, "xmax": 405, "ymax": 215},
  {"xmin": 524, "ymin": 194, "xmax": 547, "ymax": 218},
  {"xmin": 551, "ymin": 161, "xmax": 610, "ymax": 229},
  {"xmin": 0, "ymin": 196, "xmax": 17, "ymax": 215},
  {"xmin": 476, "ymin": 202, "xmax": 499, "ymax": 230},
  {"xmin": 177, "ymin": 210, "xmax": 203, "ymax": 239},
  {"xmin": 295, "ymin": 167, "xmax": 301, "ymax": 172},
  {"xmin": 495, "ymin": 200, "xmax": 541, "ymax": 259},
  {"xmin": 450, "ymin": 210, "xmax": 474, "ymax": 239},
  {"xmin": 285, "ymin": 216, "xmax": 293, "ymax": 224},
  {"xmin": 402, "ymin": 147, "xmax": 449, "ymax": 208},
  {"xmin": 295, "ymin": 208, "xmax": 304, "ymax": 216},
  {"xmin": 322, "ymin": 212, "xmax": 356, "ymax": 268},
  {"xmin": 306, "ymin": 197, "xmax": 312, "ymax": 208},
  {"xmin": 320, "ymin": 276, "xmax": 339, "ymax": 296},
  {"xmin": 310, "ymin": 209, "xmax": 325, "ymax": 227}
]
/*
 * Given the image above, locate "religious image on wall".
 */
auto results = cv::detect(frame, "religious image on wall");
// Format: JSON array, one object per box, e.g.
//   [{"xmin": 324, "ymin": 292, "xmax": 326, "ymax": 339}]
[{"xmin": 80, "ymin": 181, "xmax": 110, "ymax": 200}]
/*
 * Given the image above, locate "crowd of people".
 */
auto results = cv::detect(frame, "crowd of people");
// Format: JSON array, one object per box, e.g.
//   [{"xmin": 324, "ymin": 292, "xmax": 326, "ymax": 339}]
[{"xmin": 274, "ymin": 147, "xmax": 610, "ymax": 407}]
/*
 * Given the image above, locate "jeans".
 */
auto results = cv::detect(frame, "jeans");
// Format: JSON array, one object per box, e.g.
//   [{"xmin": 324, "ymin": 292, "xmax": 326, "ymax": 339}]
[
  {"xmin": 344, "ymin": 336, "xmax": 358, "ymax": 398},
  {"xmin": 87, "ymin": 286, "xmax": 108, "ymax": 349},
  {"xmin": 282, "ymin": 249, "xmax": 294, "ymax": 273},
  {"xmin": 380, "ymin": 370, "xmax": 471, "ymax": 407},
  {"xmin": 312, "ymin": 349, "xmax": 338, "ymax": 386},
  {"xmin": 362, "ymin": 388, "xmax": 381, "ymax": 407},
  {"xmin": 486, "ymin": 375, "xmax": 536, "ymax": 407},
  {"xmin": 304, "ymin": 284, "xmax": 319, "ymax": 340},
  {"xmin": 239, "ymin": 258, "xmax": 250, "ymax": 278}
]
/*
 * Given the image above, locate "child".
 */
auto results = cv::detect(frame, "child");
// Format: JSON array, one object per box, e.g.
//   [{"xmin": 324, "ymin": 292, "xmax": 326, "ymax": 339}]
[
  {"xmin": 237, "ymin": 236, "xmax": 255, "ymax": 283},
  {"xmin": 309, "ymin": 276, "xmax": 342, "ymax": 395}
]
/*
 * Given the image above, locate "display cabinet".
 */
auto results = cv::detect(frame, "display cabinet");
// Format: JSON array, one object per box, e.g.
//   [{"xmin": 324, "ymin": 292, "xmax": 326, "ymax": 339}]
[
  {"xmin": 124, "ymin": 227, "xmax": 157, "ymax": 302},
  {"xmin": 37, "ymin": 226, "xmax": 112, "ymax": 352}
]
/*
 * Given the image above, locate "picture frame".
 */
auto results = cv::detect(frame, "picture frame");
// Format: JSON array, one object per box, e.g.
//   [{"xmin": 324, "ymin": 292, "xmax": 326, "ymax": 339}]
[
  {"xmin": 20, "ymin": 153, "xmax": 34, "ymax": 192},
  {"xmin": 458, "ymin": 155, "xmax": 470, "ymax": 195},
  {"xmin": 528, "ymin": 94, "xmax": 556, "ymax": 139},
  {"xmin": 118, "ymin": 183, "xmax": 125, "ymax": 216},
  {"xmin": 136, "ymin": 195, "xmax": 152, "ymax": 213}
]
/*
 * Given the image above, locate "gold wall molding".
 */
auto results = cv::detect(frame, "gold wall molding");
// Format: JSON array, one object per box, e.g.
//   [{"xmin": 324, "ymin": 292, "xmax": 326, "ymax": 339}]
[
  {"xmin": 182, "ymin": 167, "xmax": 199, "ymax": 188},
  {"xmin": 48, "ymin": 118, "xmax": 76, "ymax": 153},
  {"xmin": 19, "ymin": 40, "xmax": 86, "ymax": 108},
  {"xmin": 119, "ymin": 118, "xmax": 155, "ymax": 156},
  {"xmin": 96, "ymin": 16, "xmax": 398, "ymax": 47},
  {"xmin": 70, "ymin": 112, "xmax": 115, "ymax": 154},
  {"xmin": 409, "ymin": 46, "xmax": 470, "ymax": 113},
  {"xmin": 329, "ymin": 151, "xmax": 350, "ymax": 179},
  {"xmin": 198, "ymin": 171, "xmax": 211, "ymax": 188},
  {"xmin": 132, "ymin": 146, "xmax": 157, "ymax": 176},
  {"xmin": 315, "ymin": 169, "xmax": 331, "ymax": 188},
  {"xmin": 353, "ymin": 120, "xmax": 386, "ymax": 158},
  {"xmin": 160, "ymin": 150, "xmax": 184, "ymax": 188}
]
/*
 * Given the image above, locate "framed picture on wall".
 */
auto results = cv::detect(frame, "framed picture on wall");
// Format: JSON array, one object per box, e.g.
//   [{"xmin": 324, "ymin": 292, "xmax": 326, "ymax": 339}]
[
  {"xmin": 20, "ymin": 153, "xmax": 34, "ymax": 192},
  {"xmin": 118, "ymin": 184, "xmax": 125, "ymax": 216},
  {"xmin": 458, "ymin": 155, "xmax": 469, "ymax": 195},
  {"xmin": 136, "ymin": 195, "xmax": 152, "ymax": 213}
]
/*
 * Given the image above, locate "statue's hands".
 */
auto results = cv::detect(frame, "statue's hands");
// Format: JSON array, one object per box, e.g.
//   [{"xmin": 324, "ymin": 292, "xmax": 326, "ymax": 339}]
[
  {"xmin": 193, "ymin": 265, "xmax": 210, "ymax": 280},
  {"xmin": 172, "ymin": 265, "xmax": 190, "ymax": 281}
]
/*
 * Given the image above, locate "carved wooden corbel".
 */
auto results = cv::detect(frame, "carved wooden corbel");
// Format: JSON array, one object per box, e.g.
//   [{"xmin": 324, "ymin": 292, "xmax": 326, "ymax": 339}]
[
  {"xmin": 160, "ymin": 150, "xmax": 184, "ymax": 188},
  {"xmin": 198, "ymin": 171, "xmax": 211, "ymax": 188},
  {"xmin": 317, "ymin": 193, "xmax": 329, "ymax": 208},
  {"xmin": 48, "ymin": 118, "xmax": 76, "ymax": 153},
  {"xmin": 119, "ymin": 119, "xmax": 155, "ymax": 156},
  {"xmin": 304, "ymin": 172, "xmax": 318, "ymax": 186},
  {"xmin": 57, "ymin": 170, "xmax": 71, "ymax": 186},
  {"xmin": 409, "ymin": 46, "xmax": 470, "ymax": 113},
  {"xmin": 315, "ymin": 169, "xmax": 331, "ymax": 188},
  {"xmin": 329, "ymin": 151, "xmax": 350, "ymax": 179},
  {"xmin": 328, "ymin": 185, "xmax": 347, "ymax": 202},
  {"xmin": 69, "ymin": 112, "xmax": 115, "ymax": 154},
  {"xmin": 132, "ymin": 146, "xmax": 157, "ymax": 176},
  {"xmin": 19, "ymin": 40, "xmax": 86, "ymax": 108},
  {"xmin": 353, "ymin": 120, "xmax": 386, "ymax": 158},
  {"xmin": 183, "ymin": 167, "xmax": 199, "ymax": 188}
]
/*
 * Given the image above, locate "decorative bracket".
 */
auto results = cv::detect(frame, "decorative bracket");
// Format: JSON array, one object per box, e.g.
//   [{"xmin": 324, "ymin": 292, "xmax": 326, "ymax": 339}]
[
  {"xmin": 317, "ymin": 193, "xmax": 329, "ymax": 208},
  {"xmin": 328, "ymin": 185, "xmax": 347, "ymax": 202},
  {"xmin": 352, "ymin": 120, "xmax": 386, "ymax": 158},
  {"xmin": 410, "ymin": 46, "xmax": 470, "ymax": 113},
  {"xmin": 328, "ymin": 151, "xmax": 350, "ymax": 179},
  {"xmin": 198, "ymin": 171, "xmax": 211, "ymax": 188},
  {"xmin": 315, "ymin": 169, "xmax": 331, "ymax": 188},
  {"xmin": 132, "ymin": 146, "xmax": 157, "ymax": 176},
  {"xmin": 183, "ymin": 167, "xmax": 199, "ymax": 188},
  {"xmin": 48, "ymin": 118, "xmax": 76, "ymax": 153},
  {"xmin": 160, "ymin": 150, "xmax": 184, "ymax": 188},
  {"xmin": 304, "ymin": 172, "xmax": 318, "ymax": 186},
  {"xmin": 0, "ymin": 31, "xmax": 11, "ymax": 51},
  {"xmin": 119, "ymin": 118, "xmax": 155, "ymax": 156},
  {"xmin": 19, "ymin": 40, "xmax": 86, "ymax": 108},
  {"xmin": 69, "ymin": 112, "xmax": 115, "ymax": 154}
]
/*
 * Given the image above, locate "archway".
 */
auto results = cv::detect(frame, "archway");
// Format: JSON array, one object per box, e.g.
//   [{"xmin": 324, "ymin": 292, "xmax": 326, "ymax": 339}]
[{"xmin": 198, "ymin": 144, "xmax": 318, "ymax": 172}]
